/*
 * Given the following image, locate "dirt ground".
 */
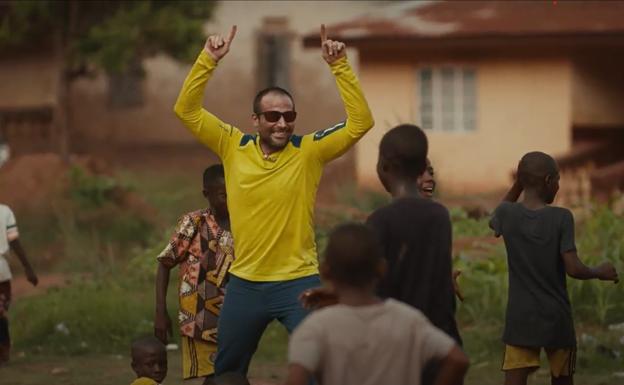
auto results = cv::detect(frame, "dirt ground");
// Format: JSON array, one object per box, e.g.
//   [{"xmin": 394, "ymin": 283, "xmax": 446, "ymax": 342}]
[{"xmin": 1, "ymin": 350, "xmax": 621, "ymax": 385}]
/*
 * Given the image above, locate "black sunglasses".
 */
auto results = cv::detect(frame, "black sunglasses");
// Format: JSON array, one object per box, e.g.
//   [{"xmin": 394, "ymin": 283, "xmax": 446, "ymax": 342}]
[{"xmin": 257, "ymin": 110, "xmax": 297, "ymax": 123}]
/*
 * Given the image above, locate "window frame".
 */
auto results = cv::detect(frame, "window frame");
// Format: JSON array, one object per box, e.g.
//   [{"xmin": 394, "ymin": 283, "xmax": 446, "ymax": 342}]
[{"xmin": 417, "ymin": 66, "xmax": 477, "ymax": 133}]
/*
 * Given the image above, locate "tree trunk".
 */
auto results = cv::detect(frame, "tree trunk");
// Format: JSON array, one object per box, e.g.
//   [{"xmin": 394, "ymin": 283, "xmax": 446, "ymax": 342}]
[
  {"xmin": 55, "ymin": 0, "xmax": 79, "ymax": 164},
  {"xmin": 55, "ymin": 69, "xmax": 70, "ymax": 163}
]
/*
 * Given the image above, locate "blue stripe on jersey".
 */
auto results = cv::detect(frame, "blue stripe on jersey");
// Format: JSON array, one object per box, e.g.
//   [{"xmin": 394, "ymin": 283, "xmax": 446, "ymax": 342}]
[
  {"xmin": 239, "ymin": 134, "xmax": 257, "ymax": 147},
  {"xmin": 290, "ymin": 135, "xmax": 302, "ymax": 148},
  {"xmin": 313, "ymin": 121, "xmax": 346, "ymax": 141}
]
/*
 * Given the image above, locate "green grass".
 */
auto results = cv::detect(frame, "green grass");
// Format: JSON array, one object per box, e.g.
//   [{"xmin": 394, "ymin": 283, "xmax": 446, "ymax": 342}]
[{"xmin": 7, "ymin": 169, "xmax": 624, "ymax": 383}]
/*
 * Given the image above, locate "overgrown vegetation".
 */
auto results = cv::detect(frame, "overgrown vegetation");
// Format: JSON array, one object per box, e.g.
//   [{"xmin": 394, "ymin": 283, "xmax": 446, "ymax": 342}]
[{"xmin": 8, "ymin": 176, "xmax": 624, "ymax": 381}]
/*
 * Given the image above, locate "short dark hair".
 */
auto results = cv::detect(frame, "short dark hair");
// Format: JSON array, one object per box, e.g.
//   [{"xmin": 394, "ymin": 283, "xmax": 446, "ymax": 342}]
[
  {"xmin": 379, "ymin": 124, "xmax": 428, "ymax": 178},
  {"xmin": 253, "ymin": 87, "xmax": 295, "ymax": 114},
  {"xmin": 203, "ymin": 164, "xmax": 225, "ymax": 187},
  {"xmin": 323, "ymin": 223, "xmax": 383, "ymax": 288},
  {"xmin": 518, "ymin": 151, "xmax": 558, "ymax": 188},
  {"xmin": 131, "ymin": 336, "xmax": 165, "ymax": 359}
]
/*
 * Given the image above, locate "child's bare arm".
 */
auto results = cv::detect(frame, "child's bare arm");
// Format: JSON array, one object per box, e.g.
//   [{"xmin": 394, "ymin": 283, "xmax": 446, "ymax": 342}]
[
  {"xmin": 284, "ymin": 363, "xmax": 312, "ymax": 385},
  {"xmin": 154, "ymin": 262, "xmax": 173, "ymax": 344},
  {"xmin": 562, "ymin": 250, "xmax": 619, "ymax": 282},
  {"xmin": 9, "ymin": 239, "xmax": 38, "ymax": 286},
  {"xmin": 502, "ymin": 178, "xmax": 523, "ymax": 202},
  {"xmin": 432, "ymin": 345, "xmax": 470, "ymax": 385},
  {"xmin": 299, "ymin": 286, "xmax": 338, "ymax": 310}
]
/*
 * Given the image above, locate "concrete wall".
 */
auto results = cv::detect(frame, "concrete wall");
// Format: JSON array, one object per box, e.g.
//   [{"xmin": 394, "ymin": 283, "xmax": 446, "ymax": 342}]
[
  {"xmin": 0, "ymin": 51, "xmax": 59, "ymax": 108},
  {"xmin": 356, "ymin": 56, "xmax": 573, "ymax": 194},
  {"xmin": 68, "ymin": 1, "xmax": 382, "ymax": 147}
]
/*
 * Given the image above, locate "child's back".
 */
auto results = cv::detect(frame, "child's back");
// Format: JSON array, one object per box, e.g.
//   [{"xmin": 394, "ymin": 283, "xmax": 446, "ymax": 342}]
[
  {"xmin": 491, "ymin": 202, "xmax": 575, "ymax": 347},
  {"xmin": 491, "ymin": 151, "xmax": 618, "ymax": 385},
  {"xmin": 287, "ymin": 222, "xmax": 468, "ymax": 385},
  {"xmin": 367, "ymin": 196, "xmax": 461, "ymax": 344},
  {"xmin": 290, "ymin": 299, "xmax": 455, "ymax": 385}
]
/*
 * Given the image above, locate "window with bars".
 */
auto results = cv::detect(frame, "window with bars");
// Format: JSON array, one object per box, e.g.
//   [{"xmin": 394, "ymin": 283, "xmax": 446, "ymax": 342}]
[
  {"xmin": 418, "ymin": 67, "xmax": 477, "ymax": 132},
  {"xmin": 257, "ymin": 17, "xmax": 291, "ymax": 91}
]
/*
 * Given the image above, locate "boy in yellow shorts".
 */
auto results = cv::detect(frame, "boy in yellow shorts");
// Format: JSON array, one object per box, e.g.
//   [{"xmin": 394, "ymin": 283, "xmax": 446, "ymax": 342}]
[
  {"xmin": 154, "ymin": 164, "xmax": 234, "ymax": 383},
  {"xmin": 490, "ymin": 152, "xmax": 618, "ymax": 385}
]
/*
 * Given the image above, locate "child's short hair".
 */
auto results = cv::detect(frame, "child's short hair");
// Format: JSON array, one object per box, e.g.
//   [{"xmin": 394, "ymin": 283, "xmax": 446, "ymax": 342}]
[
  {"xmin": 131, "ymin": 335, "xmax": 165, "ymax": 360},
  {"xmin": 203, "ymin": 164, "xmax": 225, "ymax": 187},
  {"xmin": 323, "ymin": 223, "xmax": 383, "ymax": 288},
  {"xmin": 379, "ymin": 124, "xmax": 428, "ymax": 178},
  {"xmin": 518, "ymin": 151, "xmax": 558, "ymax": 188}
]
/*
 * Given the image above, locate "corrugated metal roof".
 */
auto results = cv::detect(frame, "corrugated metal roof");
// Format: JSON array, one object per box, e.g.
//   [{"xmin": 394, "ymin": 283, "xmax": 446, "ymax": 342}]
[{"xmin": 303, "ymin": 1, "xmax": 624, "ymax": 45}]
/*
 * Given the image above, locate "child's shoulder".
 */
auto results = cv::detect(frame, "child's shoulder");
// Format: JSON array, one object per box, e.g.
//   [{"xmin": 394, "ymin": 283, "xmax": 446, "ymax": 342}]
[
  {"xmin": 182, "ymin": 208, "xmax": 210, "ymax": 220},
  {"xmin": 373, "ymin": 197, "xmax": 448, "ymax": 219},
  {"xmin": 130, "ymin": 377, "xmax": 158, "ymax": 385}
]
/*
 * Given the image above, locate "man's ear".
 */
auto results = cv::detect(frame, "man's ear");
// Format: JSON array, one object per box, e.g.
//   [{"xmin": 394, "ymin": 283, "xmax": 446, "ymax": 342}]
[
  {"xmin": 252, "ymin": 114, "xmax": 259, "ymax": 128},
  {"xmin": 202, "ymin": 189, "xmax": 209, "ymax": 199}
]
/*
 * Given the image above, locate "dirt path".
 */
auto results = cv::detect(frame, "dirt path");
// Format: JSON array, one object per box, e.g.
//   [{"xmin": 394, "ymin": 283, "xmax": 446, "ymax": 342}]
[{"xmin": 10, "ymin": 273, "xmax": 77, "ymax": 299}]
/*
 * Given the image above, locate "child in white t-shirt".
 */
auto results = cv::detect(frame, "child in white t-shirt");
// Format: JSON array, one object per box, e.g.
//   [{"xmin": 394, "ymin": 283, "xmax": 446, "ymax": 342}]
[
  {"xmin": 285, "ymin": 223, "xmax": 469, "ymax": 385},
  {"xmin": 0, "ymin": 203, "xmax": 38, "ymax": 364}
]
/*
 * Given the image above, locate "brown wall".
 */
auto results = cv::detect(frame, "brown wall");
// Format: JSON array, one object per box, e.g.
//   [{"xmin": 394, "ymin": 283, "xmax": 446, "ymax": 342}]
[
  {"xmin": 68, "ymin": 1, "xmax": 383, "ymax": 150},
  {"xmin": 0, "ymin": 51, "xmax": 59, "ymax": 108},
  {"xmin": 355, "ymin": 54, "xmax": 573, "ymax": 194}
]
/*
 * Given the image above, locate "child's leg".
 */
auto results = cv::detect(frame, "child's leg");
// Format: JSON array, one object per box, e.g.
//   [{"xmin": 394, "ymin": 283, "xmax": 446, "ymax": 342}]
[
  {"xmin": 502, "ymin": 345, "xmax": 540, "ymax": 385},
  {"xmin": 546, "ymin": 347, "xmax": 575, "ymax": 385},
  {"xmin": 551, "ymin": 375, "xmax": 573, "ymax": 385},
  {"xmin": 505, "ymin": 368, "xmax": 534, "ymax": 385},
  {"xmin": 0, "ymin": 280, "xmax": 11, "ymax": 363}
]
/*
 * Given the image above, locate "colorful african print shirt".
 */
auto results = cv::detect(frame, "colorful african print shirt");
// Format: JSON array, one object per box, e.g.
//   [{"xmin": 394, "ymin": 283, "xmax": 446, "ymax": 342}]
[{"xmin": 157, "ymin": 208, "xmax": 234, "ymax": 342}]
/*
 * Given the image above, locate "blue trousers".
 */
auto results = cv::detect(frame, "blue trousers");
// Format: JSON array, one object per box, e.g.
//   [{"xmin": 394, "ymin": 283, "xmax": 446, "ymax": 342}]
[{"xmin": 214, "ymin": 273, "xmax": 321, "ymax": 375}]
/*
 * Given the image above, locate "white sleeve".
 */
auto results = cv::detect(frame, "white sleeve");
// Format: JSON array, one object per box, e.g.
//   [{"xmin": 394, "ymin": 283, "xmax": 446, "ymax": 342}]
[
  {"xmin": 288, "ymin": 316, "xmax": 323, "ymax": 372},
  {"xmin": 4, "ymin": 206, "xmax": 18, "ymax": 241},
  {"xmin": 418, "ymin": 320, "xmax": 456, "ymax": 366}
]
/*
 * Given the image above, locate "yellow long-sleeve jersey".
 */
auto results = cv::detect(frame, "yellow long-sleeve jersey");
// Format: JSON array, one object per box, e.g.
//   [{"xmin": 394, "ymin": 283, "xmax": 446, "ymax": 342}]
[{"xmin": 174, "ymin": 51, "xmax": 374, "ymax": 281}]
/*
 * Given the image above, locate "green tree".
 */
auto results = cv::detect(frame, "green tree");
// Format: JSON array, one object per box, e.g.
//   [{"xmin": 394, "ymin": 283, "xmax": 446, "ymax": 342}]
[{"xmin": 0, "ymin": 0, "xmax": 216, "ymax": 159}]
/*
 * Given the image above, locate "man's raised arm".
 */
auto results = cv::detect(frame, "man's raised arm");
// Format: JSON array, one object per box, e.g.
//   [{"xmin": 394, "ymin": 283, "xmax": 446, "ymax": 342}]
[
  {"xmin": 311, "ymin": 24, "xmax": 375, "ymax": 164},
  {"xmin": 173, "ymin": 26, "xmax": 239, "ymax": 158}
]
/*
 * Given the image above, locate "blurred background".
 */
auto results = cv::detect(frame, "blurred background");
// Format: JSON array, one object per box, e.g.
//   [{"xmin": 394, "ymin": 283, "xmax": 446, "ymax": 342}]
[{"xmin": 0, "ymin": 1, "xmax": 623, "ymax": 384}]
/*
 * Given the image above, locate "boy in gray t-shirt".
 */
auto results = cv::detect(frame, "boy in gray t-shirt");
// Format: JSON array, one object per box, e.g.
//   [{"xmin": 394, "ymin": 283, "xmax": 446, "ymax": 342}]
[
  {"xmin": 490, "ymin": 152, "xmax": 618, "ymax": 385},
  {"xmin": 286, "ymin": 223, "xmax": 468, "ymax": 385}
]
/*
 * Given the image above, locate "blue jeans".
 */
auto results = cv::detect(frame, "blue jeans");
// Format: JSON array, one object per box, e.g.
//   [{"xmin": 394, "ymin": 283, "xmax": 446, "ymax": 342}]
[{"xmin": 214, "ymin": 273, "xmax": 321, "ymax": 375}]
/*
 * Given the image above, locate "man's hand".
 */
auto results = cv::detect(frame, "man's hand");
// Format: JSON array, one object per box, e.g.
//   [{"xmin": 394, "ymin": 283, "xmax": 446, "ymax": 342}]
[
  {"xmin": 452, "ymin": 270, "xmax": 464, "ymax": 302},
  {"xmin": 203, "ymin": 25, "xmax": 237, "ymax": 62},
  {"xmin": 26, "ymin": 268, "xmax": 38, "ymax": 286},
  {"xmin": 299, "ymin": 286, "xmax": 338, "ymax": 310},
  {"xmin": 320, "ymin": 24, "xmax": 346, "ymax": 64},
  {"xmin": 595, "ymin": 262, "xmax": 619, "ymax": 283},
  {"xmin": 154, "ymin": 310, "xmax": 173, "ymax": 344}
]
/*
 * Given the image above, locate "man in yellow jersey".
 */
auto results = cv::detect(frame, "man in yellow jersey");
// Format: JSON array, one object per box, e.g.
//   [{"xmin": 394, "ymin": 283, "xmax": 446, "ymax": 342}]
[{"xmin": 173, "ymin": 24, "xmax": 374, "ymax": 377}]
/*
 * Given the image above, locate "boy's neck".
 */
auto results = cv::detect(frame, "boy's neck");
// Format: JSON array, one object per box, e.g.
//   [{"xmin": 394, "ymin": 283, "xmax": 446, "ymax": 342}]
[
  {"xmin": 521, "ymin": 188, "xmax": 547, "ymax": 209},
  {"xmin": 390, "ymin": 180, "xmax": 421, "ymax": 199},
  {"xmin": 210, "ymin": 207, "xmax": 231, "ymax": 231},
  {"xmin": 335, "ymin": 285, "xmax": 382, "ymax": 307}
]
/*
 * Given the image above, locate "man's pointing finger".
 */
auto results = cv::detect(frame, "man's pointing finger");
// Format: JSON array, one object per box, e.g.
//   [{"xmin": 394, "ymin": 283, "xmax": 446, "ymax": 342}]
[{"xmin": 227, "ymin": 25, "xmax": 237, "ymax": 43}]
